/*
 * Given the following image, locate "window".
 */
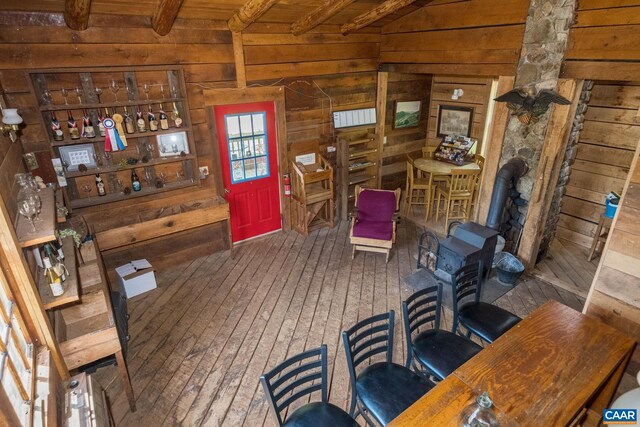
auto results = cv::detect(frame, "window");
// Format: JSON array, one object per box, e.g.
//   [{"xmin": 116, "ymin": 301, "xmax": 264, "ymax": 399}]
[
  {"xmin": 0, "ymin": 267, "xmax": 34, "ymax": 426},
  {"xmin": 225, "ymin": 112, "xmax": 270, "ymax": 183}
]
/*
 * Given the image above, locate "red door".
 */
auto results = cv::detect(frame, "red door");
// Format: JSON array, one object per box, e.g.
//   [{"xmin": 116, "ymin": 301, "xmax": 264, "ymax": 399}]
[{"xmin": 215, "ymin": 101, "xmax": 281, "ymax": 242}]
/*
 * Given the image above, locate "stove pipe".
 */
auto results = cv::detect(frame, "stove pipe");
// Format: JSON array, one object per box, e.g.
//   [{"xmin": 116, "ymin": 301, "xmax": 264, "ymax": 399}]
[{"xmin": 486, "ymin": 157, "xmax": 529, "ymax": 230}]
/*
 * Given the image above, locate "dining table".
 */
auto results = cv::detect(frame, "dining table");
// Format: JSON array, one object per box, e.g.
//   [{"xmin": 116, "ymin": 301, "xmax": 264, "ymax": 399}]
[
  {"xmin": 388, "ymin": 300, "xmax": 636, "ymax": 427},
  {"xmin": 413, "ymin": 158, "xmax": 480, "ymax": 177}
]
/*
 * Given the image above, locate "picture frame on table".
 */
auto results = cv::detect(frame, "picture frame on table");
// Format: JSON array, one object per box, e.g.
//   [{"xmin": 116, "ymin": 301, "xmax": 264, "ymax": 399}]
[
  {"xmin": 393, "ymin": 100, "xmax": 422, "ymax": 129},
  {"xmin": 156, "ymin": 131, "xmax": 189, "ymax": 157},
  {"xmin": 436, "ymin": 105, "xmax": 474, "ymax": 137},
  {"xmin": 58, "ymin": 143, "xmax": 96, "ymax": 172}
]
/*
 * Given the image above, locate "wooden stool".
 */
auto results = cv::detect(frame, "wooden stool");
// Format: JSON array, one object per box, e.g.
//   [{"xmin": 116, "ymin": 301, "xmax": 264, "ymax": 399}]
[{"xmin": 588, "ymin": 214, "xmax": 613, "ymax": 261}]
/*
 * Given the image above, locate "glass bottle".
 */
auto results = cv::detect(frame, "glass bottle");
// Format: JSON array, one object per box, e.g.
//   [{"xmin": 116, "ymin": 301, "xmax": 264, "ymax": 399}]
[
  {"xmin": 43, "ymin": 257, "xmax": 64, "ymax": 297},
  {"xmin": 158, "ymin": 103, "xmax": 169, "ymax": 130},
  {"xmin": 131, "ymin": 168, "xmax": 142, "ymax": 192},
  {"xmin": 50, "ymin": 111, "xmax": 64, "ymax": 141},
  {"xmin": 136, "ymin": 106, "xmax": 147, "ymax": 133},
  {"xmin": 123, "ymin": 106, "xmax": 135, "ymax": 134},
  {"xmin": 172, "ymin": 102, "xmax": 182, "ymax": 128},
  {"xmin": 82, "ymin": 109, "xmax": 96, "ymax": 138},
  {"xmin": 44, "ymin": 244, "xmax": 67, "ymax": 281},
  {"xmin": 95, "ymin": 174, "xmax": 106, "ymax": 196},
  {"xmin": 147, "ymin": 106, "xmax": 158, "ymax": 131},
  {"xmin": 67, "ymin": 110, "xmax": 81, "ymax": 139},
  {"xmin": 460, "ymin": 392, "xmax": 500, "ymax": 427},
  {"xmin": 97, "ymin": 109, "xmax": 106, "ymax": 137}
]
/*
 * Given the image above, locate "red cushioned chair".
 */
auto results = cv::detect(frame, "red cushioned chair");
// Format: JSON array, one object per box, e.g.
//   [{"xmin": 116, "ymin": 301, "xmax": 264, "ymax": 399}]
[{"xmin": 349, "ymin": 185, "xmax": 402, "ymax": 263}]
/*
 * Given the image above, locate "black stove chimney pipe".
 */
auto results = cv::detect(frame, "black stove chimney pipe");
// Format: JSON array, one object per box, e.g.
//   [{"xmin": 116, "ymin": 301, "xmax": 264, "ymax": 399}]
[{"xmin": 486, "ymin": 157, "xmax": 529, "ymax": 230}]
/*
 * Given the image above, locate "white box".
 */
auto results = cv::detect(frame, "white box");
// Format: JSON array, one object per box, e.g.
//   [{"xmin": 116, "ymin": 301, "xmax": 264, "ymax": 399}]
[{"xmin": 115, "ymin": 259, "xmax": 157, "ymax": 298}]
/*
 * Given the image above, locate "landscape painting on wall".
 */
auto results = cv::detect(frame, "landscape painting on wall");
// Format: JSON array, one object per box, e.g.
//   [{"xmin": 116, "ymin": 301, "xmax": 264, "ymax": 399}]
[{"xmin": 393, "ymin": 100, "xmax": 422, "ymax": 129}]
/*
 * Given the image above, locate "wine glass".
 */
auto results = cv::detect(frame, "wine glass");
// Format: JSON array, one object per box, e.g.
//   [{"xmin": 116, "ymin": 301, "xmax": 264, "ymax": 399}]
[
  {"xmin": 42, "ymin": 89, "xmax": 53, "ymax": 105},
  {"xmin": 159, "ymin": 172, "xmax": 167, "ymax": 186},
  {"xmin": 93, "ymin": 153, "xmax": 102, "ymax": 168},
  {"xmin": 143, "ymin": 84, "xmax": 151, "ymax": 102},
  {"xmin": 82, "ymin": 184, "xmax": 92, "ymax": 199},
  {"xmin": 27, "ymin": 193, "xmax": 42, "ymax": 221},
  {"xmin": 94, "ymin": 87, "xmax": 103, "ymax": 103},
  {"xmin": 61, "ymin": 160, "xmax": 69, "ymax": 172},
  {"xmin": 18, "ymin": 200, "xmax": 37, "ymax": 233},
  {"xmin": 172, "ymin": 143, "xmax": 179, "ymax": 153},
  {"xmin": 103, "ymin": 151, "xmax": 112, "ymax": 166},
  {"xmin": 61, "ymin": 88, "xmax": 69, "ymax": 105},
  {"xmin": 144, "ymin": 170, "xmax": 152, "ymax": 186},
  {"xmin": 116, "ymin": 179, "xmax": 124, "ymax": 193},
  {"xmin": 75, "ymin": 87, "xmax": 83, "ymax": 104},
  {"xmin": 176, "ymin": 167, "xmax": 185, "ymax": 181},
  {"xmin": 160, "ymin": 84, "xmax": 165, "ymax": 100},
  {"xmin": 171, "ymin": 85, "xmax": 178, "ymax": 99},
  {"xmin": 110, "ymin": 80, "xmax": 120, "ymax": 102}
]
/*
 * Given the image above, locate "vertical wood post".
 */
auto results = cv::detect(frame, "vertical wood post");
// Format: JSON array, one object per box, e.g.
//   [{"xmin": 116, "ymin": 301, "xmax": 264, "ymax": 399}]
[
  {"xmin": 232, "ymin": 32, "xmax": 247, "ymax": 89},
  {"xmin": 376, "ymin": 72, "xmax": 388, "ymax": 188}
]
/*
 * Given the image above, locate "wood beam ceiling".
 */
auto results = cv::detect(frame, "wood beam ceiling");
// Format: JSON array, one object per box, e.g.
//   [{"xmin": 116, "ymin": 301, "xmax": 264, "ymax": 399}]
[
  {"xmin": 291, "ymin": 0, "xmax": 356, "ymax": 35},
  {"xmin": 341, "ymin": 0, "xmax": 426, "ymax": 35},
  {"xmin": 64, "ymin": 0, "xmax": 91, "ymax": 31},
  {"xmin": 228, "ymin": 0, "xmax": 280, "ymax": 32},
  {"xmin": 152, "ymin": 0, "xmax": 185, "ymax": 36}
]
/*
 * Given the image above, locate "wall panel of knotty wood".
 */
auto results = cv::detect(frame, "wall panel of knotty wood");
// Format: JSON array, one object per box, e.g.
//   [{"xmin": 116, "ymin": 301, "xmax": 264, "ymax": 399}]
[
  {"xmin": 378, "ymin": 0, "xmax": 528, "ymax": 76},
  {"xmin": 557, "ymin": 82, "xmax": 640, "ymax": 248},
  {"xmin": 585, "ymin": 142, "xmax": 640, "ymax": 378},
  {"xmin": 563, "ymin": 0, "xmax": 640, "ymax": 81}
]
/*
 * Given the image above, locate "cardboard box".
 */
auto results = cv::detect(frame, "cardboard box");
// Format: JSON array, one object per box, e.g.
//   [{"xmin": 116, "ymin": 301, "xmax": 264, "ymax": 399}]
[{"xmin": 115, "ymin": 259, "xmax": 156, "ymax": 298}]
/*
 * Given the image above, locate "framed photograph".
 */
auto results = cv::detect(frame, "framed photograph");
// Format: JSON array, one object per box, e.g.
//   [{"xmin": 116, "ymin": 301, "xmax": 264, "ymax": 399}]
[
  {"xmin": 436, "ymin": 105, "xmax": 474, "ymax": 137},
  {"xmin": 393, "ymin": 100, "xmax": 422, "ymax": 129},
  {"xmin": 58, "ymin": 143, "xmax": 96, "ymax": 172},
  {"xmin": 157, "ymin": 131, "xmax": 189, "ymax": 157}
]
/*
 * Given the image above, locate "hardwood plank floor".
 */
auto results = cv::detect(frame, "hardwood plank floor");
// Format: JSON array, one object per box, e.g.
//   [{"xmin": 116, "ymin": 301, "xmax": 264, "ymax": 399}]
[{"xmin": 94, "ymin": 219, "xmax": 585, "ymax": 426}]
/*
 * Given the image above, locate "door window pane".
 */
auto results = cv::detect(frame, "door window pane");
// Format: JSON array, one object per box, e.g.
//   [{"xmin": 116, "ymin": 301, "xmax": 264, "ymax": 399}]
[{"xmin": 225, "ymin": 111, "xmax": 270, "ymax": 183}]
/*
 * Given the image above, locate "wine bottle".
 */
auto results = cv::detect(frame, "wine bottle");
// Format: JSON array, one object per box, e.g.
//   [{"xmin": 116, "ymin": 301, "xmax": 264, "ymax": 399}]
[
  {"xmin": 95, "ymin": 174, "xmax": 106, "ymax": 196},
  {"xmin": 136, "ymin": 106, "xmax": 147, "ymax": 133},
  {"xmin": 50, "ymin": 111, "xmax": 64, "ymax": 141},
  {"xmin": 131, "ymin": 168, "xmax": 142, "ymax": 191},
  {"xmin": 43, "ymin": 244, "xmax": 66, "ymax": 281},
  {"xmin": 43, "ymin": 257, "xmax": 64, "ymax": 297},
  {"xmin": 123, "ymin": 106, "xmax": 135, "ymax": 134},
  {"xmin": 148, "ymin": 107, "xmax": 158, "ymax": 132},
  {"xmin": 104, "ymin": 107, "xmax": 111, "ymax": 119},
  {"xmin": 67, "ymin": 110, "xmax": 81, "ymax": 139},
  {"xmin": 159, "ymin": 104, "xmax": 169, "ymax": 130},
  {"xmin": 82, "ymin": 109, "xmax": 96, "ymax": 138},
  {"xmin": 97, "ymin": 109, "xmax": 106, "ymax": 137},
  {"xmin": 171, "ymin": 102, "xmax": 182, "ymax": 128}
]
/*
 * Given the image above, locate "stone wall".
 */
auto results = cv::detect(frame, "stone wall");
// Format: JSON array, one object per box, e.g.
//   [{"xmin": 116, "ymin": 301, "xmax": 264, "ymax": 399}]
[
  {"xmin": 537, "ymin": 80, "xmax": 592, "ymax": 260},
  {"xmin": 498, "ymin": 0, "xmax": 577, "ymax": 248}
]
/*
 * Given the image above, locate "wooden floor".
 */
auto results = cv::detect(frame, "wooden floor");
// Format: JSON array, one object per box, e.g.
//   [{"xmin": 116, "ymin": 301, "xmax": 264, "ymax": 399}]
[{"xmin": 94, "ymin": 219, "xmax": 585, "ymax": 427}]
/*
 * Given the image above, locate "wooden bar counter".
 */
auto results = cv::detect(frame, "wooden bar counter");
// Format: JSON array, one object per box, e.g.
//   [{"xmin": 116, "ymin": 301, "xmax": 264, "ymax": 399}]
[{"xmin": 389, "ymin": 300, "xmax": 636, "ymax": 427}]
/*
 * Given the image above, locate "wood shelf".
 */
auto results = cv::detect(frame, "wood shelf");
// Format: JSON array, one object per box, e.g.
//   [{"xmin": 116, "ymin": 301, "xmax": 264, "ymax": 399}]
[
  {"xmin": 349, "ymin": 161, "xmax": 376, "ymax": 172},
  {"xmin": 65, "ymin": 154, "xmax": 195, "ymax": 178},
  {"xmin": 69, "ymin": 179, "xmax": 198, "ymax": 209},
  {"xmin": 51, "ymin": 125, "xmax": 190, "ymax": 147},
  {"xmin": 349, "ymin": 174, "xmax": 376, "ymax": 185},
  {"xmin": 16, "ymin": 187, "xmax": 57, "ymax": 248},
  {"xmin": 36, "ymin": 237, "xmax": 79, "ymax": 310},
  {"xmin": 348, "ymin": 136, "xmax": 376, "ymax": 146},
  {"xmin": 39, "ymin": 98, "xmax": 183, "ymax": 112},
  {"xmin": 349, "ymin": 148, "xmax": 378, "ymax": 159}
]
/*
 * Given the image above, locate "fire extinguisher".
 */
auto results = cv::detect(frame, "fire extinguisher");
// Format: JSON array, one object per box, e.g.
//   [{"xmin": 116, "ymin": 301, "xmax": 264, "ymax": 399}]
[{"xmin": 284, "ymin": 174, "xmax": 291, "ymax": 197}]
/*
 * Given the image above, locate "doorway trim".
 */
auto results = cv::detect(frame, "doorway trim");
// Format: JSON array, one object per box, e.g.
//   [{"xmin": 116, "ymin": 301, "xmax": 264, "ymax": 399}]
[{"xmin": 204, "ymin": 86, "xmax": 290, "ymax": 231}]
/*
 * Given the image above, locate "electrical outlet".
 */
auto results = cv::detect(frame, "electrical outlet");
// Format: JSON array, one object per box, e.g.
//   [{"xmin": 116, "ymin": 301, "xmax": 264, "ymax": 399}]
[
  {"xmin": 327, "ymin": 145, "xmax": 336, "ymax": 153},
  {"xmin": 383, "ymin": 136, "xmax": 388, "ymax": 145},
  {"xmin": 199, "ymin": 166, "xmax": 209, "ymax": 178}
]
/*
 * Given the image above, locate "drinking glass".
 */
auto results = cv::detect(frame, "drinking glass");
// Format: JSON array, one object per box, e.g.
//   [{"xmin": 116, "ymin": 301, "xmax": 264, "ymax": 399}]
[
  {"xmin": 42, "ymin": 89, "xmax": 53, "ymax": 104},
  {"xmin": 110, "ymin": 80, "xmax": 120, "ymax": 102},
  {"xmin": 28, "ymin": 193, "xmax": 42, "ymax": 221},
  {"xmin": 61, "ymin": 88, "xmax": 69, "ymax": 105},
  {"xmin": 159, "ymin": 172, "xmax": 167, "ymax": 185},
  {"xmin": 82, "ymin": 184, "xmax": 92, "ymax": 199},
  {"xmin": 144, "ymin": 170, "xmax": 152, "ymax": 186},
  {"xmin": 75, "ymin": 87, "xmax": 83, "ymax": 104},
  {"xmin": 18, "ymin": 200, "xmax": 37, "ymax": 232},
  {"xmin": 94, "ymin": 87, "xmax": 103, "ymax": 103},
  {"xmin": 143, "ymin": 84, "xmax": 150, "ymax": 102}
]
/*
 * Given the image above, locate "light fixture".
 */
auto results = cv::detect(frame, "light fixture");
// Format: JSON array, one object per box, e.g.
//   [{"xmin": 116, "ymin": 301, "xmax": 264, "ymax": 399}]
[
  {"xmin": 451, "ymin": 89, "xmax": 464, "ymax": 100},
  {"xmin": 1, "ymin": 107, "xmax": 24, "ymax": 142}
]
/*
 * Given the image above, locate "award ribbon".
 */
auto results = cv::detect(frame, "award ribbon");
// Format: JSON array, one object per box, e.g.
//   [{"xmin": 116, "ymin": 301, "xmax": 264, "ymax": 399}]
[{"xmin": 103, "ymin": 118, "xmax": 126, "ymax": 152}]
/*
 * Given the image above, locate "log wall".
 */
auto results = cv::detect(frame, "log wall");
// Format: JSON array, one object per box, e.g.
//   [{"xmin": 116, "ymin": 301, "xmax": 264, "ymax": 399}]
[
  {"xmin": 379, "ymin": 0, "xmax": 528, "ymax": 76},
  {"xmin": 563, "ymin": 0, "xmax": 640, "ymax": 81},
  {"xmin": 557, "ymin": 82, "xmax": 640, "ymax": 248}
]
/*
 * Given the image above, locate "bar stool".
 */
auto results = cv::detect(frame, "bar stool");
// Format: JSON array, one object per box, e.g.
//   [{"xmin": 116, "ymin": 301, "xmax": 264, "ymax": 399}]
[{"xmin": 588, "ymin": 214, "xmax": 613, "ymax": 261}]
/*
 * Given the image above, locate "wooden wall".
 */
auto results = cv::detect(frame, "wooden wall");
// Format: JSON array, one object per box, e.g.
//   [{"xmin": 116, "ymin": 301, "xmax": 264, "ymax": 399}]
[
  {"xmin": 557, "ymin": 82, "xmax": 639, "ymax": 248},
  {"xmin": 563, "ymin": 0, "xmax": 640, "ymax": 81},
  {"xmin": 380, "ymin": 73, "xmax": 431, "ymax": 190},
  {"xmin": 378, "ymin": 0, "xmax": 528, "ymax": 76},
  {"xmin": 584, "ymin": 142, "xmax": 640, "ymax": 379},
  {"xmin": 0, "ymin": 88, "xmax": 26, "ymax": 225},
  {"xmin": 425, "ymin": 76, "xmax": 493, "ymax": 151}
]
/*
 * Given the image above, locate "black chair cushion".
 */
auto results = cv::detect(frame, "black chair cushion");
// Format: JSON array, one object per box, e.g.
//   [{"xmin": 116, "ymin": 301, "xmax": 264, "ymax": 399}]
[
  {"xmin": 284, "ymin": 402, "xmax": 359, "ymax": 427},
  {"xmin": 356, "ymin": 362, "xmax": 434, "ymax": 425},
  {"xmin": 413, "ymin": 329, "xmax": 482, "ymax": 380},
  {"xmin": 459, "ymin": 302, "xmax": 521, "ymax": 343}
]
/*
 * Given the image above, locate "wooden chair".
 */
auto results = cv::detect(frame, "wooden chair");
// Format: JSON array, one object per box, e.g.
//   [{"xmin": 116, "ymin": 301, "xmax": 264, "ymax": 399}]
[
  {"xmin": 261, "ymin": 345, "xmax": 359, "ymax": 427},
  {"xmin": 290, "ymin": 154, "xmax": 334, "ymax": 236},
  {"xmin": 474, "ymin": 154, "xmax": 485, "ymax": 169},
  {"xmin": 342, "ymin": 311, "xmax": 434, "ymax": 426},
  {"xmin": 350, "ymin": 185, "xmax": 401, "ymax": 263},
  {"xmin": 470, "ymin": 155, "xmax": 485, "ymax": 216},
  {"xmin": 405, "ymin": 156, "xmax": 436, "ymax": 219},
  {"xmin": 402, "ymin": 282, "xmax": 482, "ymax": 381},
  {"xmin": 434, "ymin": 168, "xmax": 480, "ymax": 228},
  {"xmin": 422, "ymin": 146, "xmax": 436, "ymax": 159}
]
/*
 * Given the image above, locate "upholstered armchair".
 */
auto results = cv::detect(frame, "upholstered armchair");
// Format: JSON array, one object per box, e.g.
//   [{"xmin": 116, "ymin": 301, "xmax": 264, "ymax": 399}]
[{"xmin": 349, "ymin": 185, "xmax": 402, "ymax": 263}]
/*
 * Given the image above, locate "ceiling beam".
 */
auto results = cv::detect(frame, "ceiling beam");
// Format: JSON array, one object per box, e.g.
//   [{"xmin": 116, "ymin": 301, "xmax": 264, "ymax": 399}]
[
  {"xmin": 291, "ymin": 0, "xmax": 356, "ymax": 36},
  {"xmin": 152, "ymin": 0, "xmax": 185, "ymax": 36},
  {"xmin": 341, "ymin": 0, "xmax": 426, "ymax": 35},
  {"xmin": 228, "ymin": 0, "xmax": 280, "ymax": 32},
  {"xmin": 64, "ymin": 0, "xmax": 91, "ymax": 31}
]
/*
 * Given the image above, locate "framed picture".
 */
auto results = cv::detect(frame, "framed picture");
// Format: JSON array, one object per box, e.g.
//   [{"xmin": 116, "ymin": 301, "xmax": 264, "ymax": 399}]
[
  {"xmin": 436, "ymin": 105, "xmax": 474, "ymax": 137},
  {"xmin": 157, "ymin": 131, "xmax": 189, "ymax": 157},
  {"xmin": 58, "ymin": 143, "xmax": 96, "ymax": 171},
  {"xmin": 393, "ymin": 100, "xmax": 422, "ymax": 129}
]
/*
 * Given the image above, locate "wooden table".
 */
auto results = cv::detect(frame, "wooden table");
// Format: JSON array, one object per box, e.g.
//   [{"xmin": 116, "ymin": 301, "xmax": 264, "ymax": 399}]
[
  {"xmin": 413, "ymin": 158, "xmax": 480, "ymax": 177},
  {"xmin": 389, "ymin": 300, "xmax": 636, "ymax": 427}
]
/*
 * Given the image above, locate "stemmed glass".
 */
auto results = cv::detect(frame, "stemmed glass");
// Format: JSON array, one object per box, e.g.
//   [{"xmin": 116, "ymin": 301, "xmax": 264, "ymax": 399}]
[
  {"xmin": 116, "ymin": 179, "xmax": 124, "ymax": 194},
  {"xmin": 143, "ymin": 84, "xmax": 151, "ymax": 102},
  {"xmin": 75, "ymin": 87, "xmax": 83, "ymax": 104},
  {"xmin": 94, "ymin": 87, "xmax": 103, "ymax": 103},
  {"xmin": 176, "ymin": 167, "xmax": 185, "ymax": 182},
  {"xmin": 144, "ymin": 170, "xmax": 153, "ymax": 187},
  {"xmin": 18, "ymin": 200, "xmax": 37, "ymax": 233},
  {"xmin": 160, "ymin": 84, "xmax": 165, "ymax": 100},
  {"xmin": 102, "ymin": 151, "xmax": 112, "ymax": 166},
  {"xmin": 61, "ymin": 160, "xmax": 69, "ymax": 172},
  {"xmin": 42, "ymin": 89, "xmax": 53, "ymax": 105},
  {"xmin": 82, "ymin": 184, "xmax": 92, "ymax": 199},
  {"xmin": 61, "ymin": 88, "xmax": 69, "ymax": 105},
  {"xmin": 171, "ymin": 85, "xmax": 178, "ymax": 99},
  {"xmin": 159, "ymin": 172, "xmax": 167, "ymax": 186},
  {"xmin": 28, "ymin": 194, "xmax": 42, "ymax": 221},
  {"xmin": 110, "ymin": 80, "xmax": 120, "ymax": 102}
]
